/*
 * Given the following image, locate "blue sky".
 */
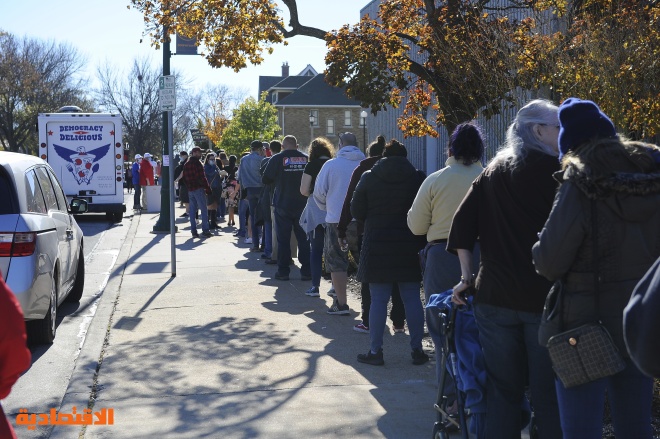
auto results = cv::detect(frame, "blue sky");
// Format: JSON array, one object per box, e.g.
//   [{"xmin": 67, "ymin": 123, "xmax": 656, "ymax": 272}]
[{"xmin": 1, "ymin": 1, "xmax": 365, "ymax": 98}]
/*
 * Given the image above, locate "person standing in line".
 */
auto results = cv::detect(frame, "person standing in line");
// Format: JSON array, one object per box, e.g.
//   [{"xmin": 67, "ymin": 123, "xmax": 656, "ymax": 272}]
[
  {"xmin": 240, "ymin": 140, "xmax": 266, "ymax": 251},
  {"xmin": 216, "ymin": 153, "xmax": 228, "ymax": 221},
  {"xmin": 407, "ymin": 122, "xmax": 484, "ymax": 382},
  {"xmin": 313, "ymin": 132, "xmax": 366, "ymax": 315},
  {"xmin": 449, "ymin": 99, "xmax": 562, "ymax": 439},
  {"xmin": 262, "ymin": 135, "xmax": 311, "ymax": 281},
  {"xmin": 337, "ymin": 135, "xmax": 406, "ymax": 333},
  {"xmin": 139, "ymin": 152, "xmax": 154, "ymax": 210},
  {"xmin": 183, "ymin": 146, "xmax": 212, "ymax": 238},
  {"xmin": 351, "ymin": 139, "xmax": 428, "ymax": 366},
  {"xmin": 155, "ymin": 160, "xmax": 162, "ymax": 185},
  {"xmin": 204, "ymin": 151, "xmax": 226, "ymax": 230},
  {"xmin": 262, "ymin": 140, "xmax": 282, "ymax": 263},
  {"xmin": 174, "ymin": 151, "xmax": 190, "ymax": 214},
  {"xmin": 532, "ymin": 98, "xmax": 660, "ymax": 439},
  {"xmin": 300, "ymin": 137, "xmax": 335, "ymax": 297},
  {"xmin": 131, "ymin": 154, "xmax": 142, "ymax": 211},
  {"xmin": 125, "ymin": 164, "xmax": 133, "ymax": 194}
]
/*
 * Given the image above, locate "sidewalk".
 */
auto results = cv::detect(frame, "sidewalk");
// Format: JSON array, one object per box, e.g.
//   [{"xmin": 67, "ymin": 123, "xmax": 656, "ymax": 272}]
[{"xmin": 54, "ymin": 205, "xmax": 437, "ymax": 439}]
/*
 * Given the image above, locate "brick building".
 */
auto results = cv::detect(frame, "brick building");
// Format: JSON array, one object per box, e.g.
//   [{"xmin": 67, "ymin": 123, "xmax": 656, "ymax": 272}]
[{"xmin": 259, "ymin": 64, "xmax": 366, "ymax": 152}]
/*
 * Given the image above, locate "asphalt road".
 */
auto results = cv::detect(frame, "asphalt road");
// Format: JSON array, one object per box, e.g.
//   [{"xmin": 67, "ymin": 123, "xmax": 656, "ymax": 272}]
[{"xmin": 2, "ymin": 195, "xmax": 133, "ymax": 439}]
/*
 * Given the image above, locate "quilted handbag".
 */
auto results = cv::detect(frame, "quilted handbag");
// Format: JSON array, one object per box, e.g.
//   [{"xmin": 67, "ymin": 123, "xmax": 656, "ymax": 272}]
[
  {"xmin": 547, "ymin": 323, "xmax": 625, "ymax": 388},
  {"xmin": 545, "ymin": 200, "xmax": 625, "ymax": 388}
]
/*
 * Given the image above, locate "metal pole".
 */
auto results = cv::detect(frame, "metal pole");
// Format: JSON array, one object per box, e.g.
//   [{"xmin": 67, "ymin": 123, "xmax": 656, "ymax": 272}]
[{"xmin": 168, "ymin": 111, "xmax": 176, "ymax": 276}]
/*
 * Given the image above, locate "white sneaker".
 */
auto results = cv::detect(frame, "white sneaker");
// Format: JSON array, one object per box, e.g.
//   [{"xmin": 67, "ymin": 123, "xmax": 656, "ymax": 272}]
[{"xmin": 244, "ymin": 237, "xmax": 253, "ymax": 244}]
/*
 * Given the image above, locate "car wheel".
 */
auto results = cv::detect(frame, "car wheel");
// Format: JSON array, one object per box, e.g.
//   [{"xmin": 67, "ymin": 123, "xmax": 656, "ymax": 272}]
[
  {"xmin": 28, "ymin": 272, "xmax": 58, "ymax": 344},
  {"xmin": 114, "ymin": 212, "xmax": 123, "ymax": 222},
  {"xmin": 66, "ymin": 247, "xmax": 85, "ymax": 302}
]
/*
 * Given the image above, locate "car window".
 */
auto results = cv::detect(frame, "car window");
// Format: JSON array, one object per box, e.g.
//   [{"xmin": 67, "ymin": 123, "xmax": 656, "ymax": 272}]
[
  {"xmin": 34, "ymin": 167, "xmax": 60, "ymax": 212},
  {"xmin": 46, "ymin": 168, "xmax": 69, "ymax": 211},
  {"xmin": 24, "ymin": 170, "xmax": 48, "ymax": 214},
  {"xmin": 0, "ymin": 169, "xmax": 19, "ymax": 214}
]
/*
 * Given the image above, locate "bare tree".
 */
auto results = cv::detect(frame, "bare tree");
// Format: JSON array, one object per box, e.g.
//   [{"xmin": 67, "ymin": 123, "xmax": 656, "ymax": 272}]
[{"xmin": 0, "ymin": 31, "xmax": 89, "ymax": 153}]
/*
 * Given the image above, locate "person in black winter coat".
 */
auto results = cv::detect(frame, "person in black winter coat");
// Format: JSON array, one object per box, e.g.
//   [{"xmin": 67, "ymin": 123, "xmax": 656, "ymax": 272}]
[
  {"xmin": 533, "ymin": 98, "xmax": 660, "ymax": 439},
  {"xmin": 350, "ymin": 139, "xmax": 428, "ymax": 366}
]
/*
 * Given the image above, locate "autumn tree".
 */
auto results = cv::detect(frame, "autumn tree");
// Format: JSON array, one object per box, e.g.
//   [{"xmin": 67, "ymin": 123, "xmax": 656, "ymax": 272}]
[
  {"xmin": 515, "ymin": 0, "xmax": 660, "ymax": 139},
  {"xmin": 219, "ymin": 94, "xmax": 279, "ymax": 155},
  {"xmin": 0, "ymin": 31, "xmax": 90, "ymax": 154},
  {"xmin": 129, "ymin": 0, "xmax": 659, "ymax": 138}
]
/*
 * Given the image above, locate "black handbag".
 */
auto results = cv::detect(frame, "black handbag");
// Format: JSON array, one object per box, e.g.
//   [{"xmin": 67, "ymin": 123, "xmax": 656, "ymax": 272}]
[{"xmin": 545, "ymin": 200, "xmax": 625, "ymax": 389}]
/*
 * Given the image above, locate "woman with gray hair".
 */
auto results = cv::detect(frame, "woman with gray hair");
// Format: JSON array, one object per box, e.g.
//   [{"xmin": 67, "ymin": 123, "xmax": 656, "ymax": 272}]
[{"xmin": 447, "ymin": 99, "xmax": 562, "ymax": 438}]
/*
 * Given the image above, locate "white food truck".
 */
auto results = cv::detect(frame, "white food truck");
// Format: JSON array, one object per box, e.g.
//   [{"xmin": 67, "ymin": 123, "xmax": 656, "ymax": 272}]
[{"xmin": 37, "ymin": 107, "xmax": 126, "ymax": 221}]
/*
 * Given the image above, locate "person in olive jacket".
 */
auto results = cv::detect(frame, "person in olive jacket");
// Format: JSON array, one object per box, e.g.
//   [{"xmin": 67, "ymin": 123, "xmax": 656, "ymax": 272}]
[
  {"xmin": 350, "ymin": 139, "xmax": 428, "ymax": 366},
  {"xmin": 532, "ymin": 98, "xmax": 660, "ymax": 439}
]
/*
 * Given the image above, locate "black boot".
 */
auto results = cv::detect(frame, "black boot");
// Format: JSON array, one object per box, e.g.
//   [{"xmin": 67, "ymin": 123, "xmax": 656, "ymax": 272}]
[{"xmin": 210, "ymin": 210, "xmax": 219, "ymax": 229}]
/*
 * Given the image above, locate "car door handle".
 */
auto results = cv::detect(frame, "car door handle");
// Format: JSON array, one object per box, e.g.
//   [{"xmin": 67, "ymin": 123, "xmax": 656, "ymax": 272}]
[{"xmin": 66, "ymin": 229, "xmax": 74, "ymax": 238}]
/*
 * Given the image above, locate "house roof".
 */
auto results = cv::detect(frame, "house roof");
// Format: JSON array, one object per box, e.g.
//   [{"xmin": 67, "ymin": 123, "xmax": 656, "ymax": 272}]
[
  {"xmin": 270, "ymin": 75, "xmax": 313, "ymax": 90},
  {"xmin": 275, "ymin": 74, "xmax": 360, "ymax": 107},
  {"xmin": 258, "ymin": 76, "xmax": 284, "ymax": 98}
]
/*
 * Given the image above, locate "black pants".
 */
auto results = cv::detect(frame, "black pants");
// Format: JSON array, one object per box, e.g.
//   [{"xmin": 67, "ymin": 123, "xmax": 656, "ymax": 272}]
[{"xmin": 133, "ymin": 184, "xmax": 141, "ymax": 209}]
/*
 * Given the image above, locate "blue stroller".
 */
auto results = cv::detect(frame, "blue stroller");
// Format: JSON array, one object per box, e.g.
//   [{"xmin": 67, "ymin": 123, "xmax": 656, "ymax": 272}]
[
  {"xmin": 426, "ymin": 291, "xmax": 535, "ymax": 439},
  {"xmin": 426, "ymin": 290, "xmax": 486, "ymax": 439}
]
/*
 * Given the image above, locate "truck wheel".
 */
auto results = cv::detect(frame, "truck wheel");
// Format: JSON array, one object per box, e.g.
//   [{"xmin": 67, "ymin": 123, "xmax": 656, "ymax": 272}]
[
  {"xmin": 28, "ymin": 272, "xmax": 58, "ymax": 344},
  {"xmin": 66, "ymin": 248, "xmax": 85, "ymax": 302}
]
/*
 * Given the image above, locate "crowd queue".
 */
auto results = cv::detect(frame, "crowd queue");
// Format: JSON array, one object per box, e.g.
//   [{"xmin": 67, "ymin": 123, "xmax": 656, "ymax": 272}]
[{"xmin": 153, "ymin": 97, "xmax": 660, "ymax": 438}]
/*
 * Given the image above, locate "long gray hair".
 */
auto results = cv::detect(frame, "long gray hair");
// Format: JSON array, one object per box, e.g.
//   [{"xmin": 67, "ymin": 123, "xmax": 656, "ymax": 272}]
[{"xmin": 490, "ymin": 99, "xmax": 559, "ymax": 169}]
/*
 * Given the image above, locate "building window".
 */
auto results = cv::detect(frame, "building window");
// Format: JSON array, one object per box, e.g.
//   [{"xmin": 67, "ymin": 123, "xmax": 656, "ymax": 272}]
[
  {"xmin": 310, "ymin": 109, "xmax": 319, "ymax": 127},
  {"xmin": 327, "ymin": 119, "xmax": 335, "ymax": 135},
  {"xmin": 344, "ymin": 110, "xmax": 351, "ymax": 127}
]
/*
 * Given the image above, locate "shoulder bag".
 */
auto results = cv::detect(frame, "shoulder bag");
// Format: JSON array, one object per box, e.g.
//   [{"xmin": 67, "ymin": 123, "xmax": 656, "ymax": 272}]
[{"xmin": 545, "ymin": 200, "xmax": 625, "ymax": 388}]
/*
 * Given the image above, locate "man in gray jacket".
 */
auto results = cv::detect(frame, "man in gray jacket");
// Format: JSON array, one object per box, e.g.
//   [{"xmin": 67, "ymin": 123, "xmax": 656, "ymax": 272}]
[{"xmin": 240, "ymin": 140, "xmax": 265, "ymax": 250}]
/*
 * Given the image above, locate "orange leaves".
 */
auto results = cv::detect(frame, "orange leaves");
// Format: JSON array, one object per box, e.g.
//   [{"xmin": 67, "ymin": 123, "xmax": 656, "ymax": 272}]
[{"xmin": 129, "ymin": 0, "xmax": 285, "ymax": 71}]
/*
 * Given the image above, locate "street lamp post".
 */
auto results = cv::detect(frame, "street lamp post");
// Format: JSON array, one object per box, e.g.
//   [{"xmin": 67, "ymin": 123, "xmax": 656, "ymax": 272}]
[
  {"xmin": 309, "ymin": 112, "xmax": 315, "ymax": 144},
  {"xmin": 360, "ymin": 110, "xmax": 368, "ymax": 153}
]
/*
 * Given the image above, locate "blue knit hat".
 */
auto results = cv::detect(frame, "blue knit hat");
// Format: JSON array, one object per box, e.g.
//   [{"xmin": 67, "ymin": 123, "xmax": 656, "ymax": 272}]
[{"xmin": 558, "ymin": 98, "xmax": 616, "ymax": 160}]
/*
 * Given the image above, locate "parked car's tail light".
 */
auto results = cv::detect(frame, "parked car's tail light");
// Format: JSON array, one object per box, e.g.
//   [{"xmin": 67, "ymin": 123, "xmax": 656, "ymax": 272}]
[{"xmin": 0, "ymin": 232, "xmax": 37, "ymax": 257}]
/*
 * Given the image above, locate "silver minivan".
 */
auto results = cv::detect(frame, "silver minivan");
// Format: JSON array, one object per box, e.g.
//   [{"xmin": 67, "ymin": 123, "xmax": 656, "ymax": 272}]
[{"xmin": 0, "ymin": 151, "xmax": 87, "ymax": 344}]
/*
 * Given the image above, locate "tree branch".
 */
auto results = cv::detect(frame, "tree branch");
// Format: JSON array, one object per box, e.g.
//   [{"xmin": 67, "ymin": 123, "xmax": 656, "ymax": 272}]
[{"xmin": 279, "ymin": 0, "xmax": 328, "ymax": 40}]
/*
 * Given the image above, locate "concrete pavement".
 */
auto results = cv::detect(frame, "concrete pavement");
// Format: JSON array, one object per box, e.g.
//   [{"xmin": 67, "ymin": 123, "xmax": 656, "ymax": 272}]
[{"xmin": 51, "ymin": 206, "xmax": 438, "ymax": 439}]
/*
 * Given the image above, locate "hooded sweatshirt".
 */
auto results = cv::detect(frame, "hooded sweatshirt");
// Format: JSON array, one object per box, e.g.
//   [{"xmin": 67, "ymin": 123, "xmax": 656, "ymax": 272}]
[{"xmin": 313, "ymin": 145, "xmax": 365, "ymax": 223}]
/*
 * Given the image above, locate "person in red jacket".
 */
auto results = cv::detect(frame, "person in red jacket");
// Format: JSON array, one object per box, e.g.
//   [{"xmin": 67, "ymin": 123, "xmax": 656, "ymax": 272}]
[
  {"xmin": 0, "ymin": 272, "xmax": 32, "ymax": 439},
  {"xmin": 139, "ymin": 152, "xmax": 155, "ymax": 210}
]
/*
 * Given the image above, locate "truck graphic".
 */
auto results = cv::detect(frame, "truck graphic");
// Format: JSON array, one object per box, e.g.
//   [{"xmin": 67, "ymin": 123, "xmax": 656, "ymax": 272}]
[{"xmin": 38, "ymin": 110, "xmax": 126, "ymax": 222}]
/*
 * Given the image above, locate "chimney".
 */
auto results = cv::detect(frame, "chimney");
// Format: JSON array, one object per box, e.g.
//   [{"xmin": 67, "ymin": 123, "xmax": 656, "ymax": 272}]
[{"xmin": 282, "ymin": 62, "xmax": 289, "ymax": 77}]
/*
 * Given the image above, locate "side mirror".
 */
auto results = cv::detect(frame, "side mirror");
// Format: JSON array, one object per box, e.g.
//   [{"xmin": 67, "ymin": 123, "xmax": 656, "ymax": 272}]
[{"xmin": 70, "ymin": 198, "xmax": 88, "ymax": 214}]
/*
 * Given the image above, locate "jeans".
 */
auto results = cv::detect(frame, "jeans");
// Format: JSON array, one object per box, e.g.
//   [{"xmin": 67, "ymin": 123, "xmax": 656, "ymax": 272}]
[
  {"xmin": 133, "ymin": 184, "xmax": 141, "ymax": 209},
  {"xmin": 309, "ymin": 224, "xmax": 325, "ymax": 287},
  {"xmin": 218, "ymin": 197, "xmax": 226, "ymax": 218},
  {"xmin": 263, "ymin": 219, "xmax": 273, "ymax": 258},
  {"xmin": 246, "ymin": 187, "xmax": 262, "ymax": 247},
  {"xmin": 423, "ymin": 242, "xmax": 480, "ymax": 385},
  {"xmin": 274, "ymin": 207, "xmax": 310, "ymax": 276},
  {"xmin": 474, "ymin": 303, "xmax": 561, "ymax": 439},
  {"xmin": 188, "ymin": 188, "xmax": 209, "ymax": 234},
  {"xmin": 369, "ymin": 282, "xmax": 424, "ymax": 354},
  {"xmin": 238, "ymin": 198, "xmax": 248, "ymax": 236},
  {"xmin": 360, "ymin": 283, "xmax": 406, "ymax": 328},
  {"xmin": 555, "ymin": 358, "xmax": 653, "ymax": 439}
]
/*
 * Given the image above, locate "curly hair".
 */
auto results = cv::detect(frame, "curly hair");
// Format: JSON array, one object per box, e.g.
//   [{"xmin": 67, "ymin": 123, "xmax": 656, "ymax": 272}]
[{"xmin": 308, "ymin": 137, "xmax": 335, "ymax": 161}]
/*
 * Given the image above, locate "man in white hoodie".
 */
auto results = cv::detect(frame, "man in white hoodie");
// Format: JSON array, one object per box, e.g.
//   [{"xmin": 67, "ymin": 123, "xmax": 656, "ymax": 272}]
[{"xmin": 314, "ymin": 132, "xmax": 366, "ymax": 315}]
